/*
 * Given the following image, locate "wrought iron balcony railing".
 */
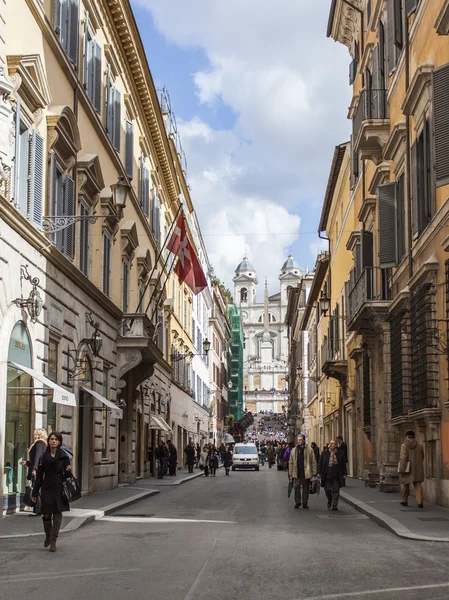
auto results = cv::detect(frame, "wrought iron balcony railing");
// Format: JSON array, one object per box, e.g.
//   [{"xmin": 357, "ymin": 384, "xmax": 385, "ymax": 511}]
[{"xmin": 353, "ymin": 88, "xmax": 388, "ymax": 144}]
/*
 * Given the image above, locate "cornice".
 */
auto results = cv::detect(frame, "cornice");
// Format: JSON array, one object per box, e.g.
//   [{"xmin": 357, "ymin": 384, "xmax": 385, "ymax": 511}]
[
  {"xmin": 402, "ymin": 64, "xmax": 434, "ymax": 116},
  {"xmin": 328, "ymin": 0, "xmax": 363, "ymax": 51},
  {"xmin": 383, "ymin": 121, "xmax": 406, "ymax": 161},
  {"xmin": 358, "ymin": 196, "xmax": 377, "ymax": 223},
  {"xmin": 435, "ymin": 0, "xmax": 449, "ymax": 34},
  {"xmin": 368, "ymin": 161, "xmax": 390, "ymax": 195},
  {"xmin": 0, "ymin": 195, "xmax": 122, "ymax": 320}
]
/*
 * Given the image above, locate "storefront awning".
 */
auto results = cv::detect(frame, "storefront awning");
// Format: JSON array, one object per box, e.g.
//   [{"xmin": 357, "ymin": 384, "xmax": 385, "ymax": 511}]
[
  {"xmin": 149, "ymin": 415, "xmax": 172, "ymax": 433},
  {"xmin": 8, "ymin": 361, "xmax": 76, "ymax": 407},
  {"xmin": 81, "ymin": 387, "xmax": 123, "ymax": 420},
  {"xmin": 224, "ymin": 433, "xmax": 235, "ymax": 444}
]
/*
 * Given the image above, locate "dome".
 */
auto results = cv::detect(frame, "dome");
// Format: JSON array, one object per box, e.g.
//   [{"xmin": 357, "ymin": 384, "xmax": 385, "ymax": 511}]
[
  {"xmin": 282, "ymin": 255, "xmax": 300, "ymax": 270},
  {"xmin": 235, "ymin": 256, "xmax": 255, "ymax": 273}
]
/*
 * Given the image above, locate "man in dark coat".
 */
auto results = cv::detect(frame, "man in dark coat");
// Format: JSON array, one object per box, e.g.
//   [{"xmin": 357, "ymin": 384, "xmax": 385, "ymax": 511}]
[
  {"xmin": 336, "ymin": 436, "xmax": 348, "ymax": 464},
  {"xmin": 184, "ymin": 440, "xmax": 195, "ymax": 473},
  {"xmin": 319, "ymin": 439, "xmax": 347, "ymax": 511},
  {"xmin": 223, "ymin": 446, "xmax": 233, "ymax": 476},
  {"xmin": 155, "ymin": 440, "xmax": 169, "ymax": 479},
  {"xmin": 167, "ymin": 440, "xmax": 178, "ymax": 476},
  {"xmin": 311, "ymin": 442, "xmax": 320, "ymax": 463}
]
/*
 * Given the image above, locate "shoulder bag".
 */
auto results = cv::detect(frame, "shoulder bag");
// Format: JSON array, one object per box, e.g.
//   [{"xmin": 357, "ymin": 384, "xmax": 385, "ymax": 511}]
[{"xmin": 61, "ymin": 476, "xmax": 82, "ymax": 503}]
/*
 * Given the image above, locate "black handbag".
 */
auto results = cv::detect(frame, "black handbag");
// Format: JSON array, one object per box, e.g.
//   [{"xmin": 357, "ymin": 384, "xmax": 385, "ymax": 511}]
[
  {"xmin": 23, "ymin": 486, "xmax": 34, "ymax": 507},
  {"xmin": 61, "ymin": 476, "xmax": 81, "ymax": 503}
]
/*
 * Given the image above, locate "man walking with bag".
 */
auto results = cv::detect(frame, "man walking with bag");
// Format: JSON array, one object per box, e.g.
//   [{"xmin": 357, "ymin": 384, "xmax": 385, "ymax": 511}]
[
  {"xmin": 399, "ymin": 430, "xmax": 425, "ymax": 508},
  {"xmin": 319, "ymin": 439, "xmax": 346, "ymax": 511},
  {"xmin": 288, "ymin": 434, "xmax": 317, "ymax": 509}
]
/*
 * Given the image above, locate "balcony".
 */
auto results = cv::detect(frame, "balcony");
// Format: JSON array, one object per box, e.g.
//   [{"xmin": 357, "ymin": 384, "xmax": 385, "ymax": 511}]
[
  {"xmin": 321, "ymin": 340, "xmax": 347, "ymax": 384},
  {"xmin": 117, "ymin": 314, "xmax": 163, "ymax": 385},
  {"xmin": 353, "ymin": 88, "xmax": 389, "ymax": 165},
  {"xmin": 347, "ymin": 268, "xmax": 391, "ymax": 333}
]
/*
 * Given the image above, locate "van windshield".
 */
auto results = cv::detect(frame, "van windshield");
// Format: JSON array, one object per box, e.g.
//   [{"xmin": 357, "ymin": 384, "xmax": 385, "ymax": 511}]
[{"xmin": 234, "ymin": 446, "xmax": 257, "ymax": 454}]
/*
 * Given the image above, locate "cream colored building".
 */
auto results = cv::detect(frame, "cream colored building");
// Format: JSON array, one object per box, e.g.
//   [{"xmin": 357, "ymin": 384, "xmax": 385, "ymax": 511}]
[{"xmin": 0, "ymin": 0, "xmax": 212, "ymax": 512}]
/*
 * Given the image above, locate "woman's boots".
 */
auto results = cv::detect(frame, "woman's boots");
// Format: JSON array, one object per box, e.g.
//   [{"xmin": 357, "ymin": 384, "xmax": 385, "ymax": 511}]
[
  {"xmin": 50, "ymin": 513, "xmax": 63, "ymax": 552},
  {"xmin": 42, "ymin": 516, "xmax": 52, "ymax": 548}
]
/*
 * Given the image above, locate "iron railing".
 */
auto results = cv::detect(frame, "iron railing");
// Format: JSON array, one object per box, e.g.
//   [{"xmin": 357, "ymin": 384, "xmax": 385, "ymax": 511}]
[
  {"xmin": 348, "ymin": 267, "xmax": 375, "ymax": 321},
  {"xmin": 353, "ymin": 88, "xmax": 388, "ymax": 145}
]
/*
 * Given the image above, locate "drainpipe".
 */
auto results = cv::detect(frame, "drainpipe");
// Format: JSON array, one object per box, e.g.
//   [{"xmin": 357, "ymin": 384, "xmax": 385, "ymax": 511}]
[{"xmin": 404, "ymin": 9, "xmax": 413, "ymax": 281}]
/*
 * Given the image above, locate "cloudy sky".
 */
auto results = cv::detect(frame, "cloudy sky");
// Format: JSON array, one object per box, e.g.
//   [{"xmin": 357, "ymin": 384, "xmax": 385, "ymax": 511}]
[{"xmin": 132, "ymin": 0, "xmax": 351, "ymax": 294}]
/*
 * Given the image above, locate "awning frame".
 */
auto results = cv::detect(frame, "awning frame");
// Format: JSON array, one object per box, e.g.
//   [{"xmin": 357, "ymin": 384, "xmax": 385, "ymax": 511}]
[
  {"xmin": 81, "ymin": 386, "xmax": 123, "ymax": 420},
  {"xmin": 8, "ymin": 361, "xmax": 77, "ymax": 407}
]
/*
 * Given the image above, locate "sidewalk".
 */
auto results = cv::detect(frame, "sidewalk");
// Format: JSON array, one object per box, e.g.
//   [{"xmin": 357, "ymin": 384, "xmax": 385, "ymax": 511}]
[
  {"xmin": 341, "ymin": 477, "xmax": 449, "ymax": 542},
  {"xmin": 0, "ymin": 468, "xmax": 203, "ymax": 540}
]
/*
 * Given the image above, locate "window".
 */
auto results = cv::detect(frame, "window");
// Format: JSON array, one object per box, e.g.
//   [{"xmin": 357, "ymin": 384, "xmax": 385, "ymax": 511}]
[
  {"xmin": 47, "ymin": 339, "xmax": 58, "ymax": 432},
  {"xmin": 103, "ymin": 234, "xmax": 111, "ymax": 296},
  {"xmin": 101, "ymin": 367, "xmax": 109, "ymax": 460},
  {"xmin": 79, "ymin": 202, "xmax": 89, "ymax": 276},
  {"xmin": 184, "ymin": 299, "xmax": 187, "ymax": 330},
  {"xmin": 433, "ymin": 63, "xmax": 449, "ymax": 187},
  {"xmin": 240, "ymin": 288, "xmax": 248, "ymax": 302},
  {"xmin": 411, "ymin": 120, "xmax": 433, "ymax": 239},
  {"xmin": 139, "ymin": 157, "xmax": 150, "ymax": 215},
  {"xmin": 105, "ymin": 67, "xmax": 121, "ymax": 151},
  {"xmin": 350, "ymin": 134, "xmax": 359, "ymax": 187},
  {"xmin": 410, "ymin": 283, "xmax": 438, "ymax": 411},
  {"xmin": 125, "ymin": 120, "xmax": 134, "ymax": 179},
  {"xmin": 151, "ymin": 188, "xmax": 161, "ymax": 244},
  {"xmin": 363, "ymin": 349, "xmax": 371, "ymax": 427},
  {"xmin": 387, "ymin": 0, "xmax": 403, "ymax": 74},
  {"xmin": 50, "ymin": 156, "xmax": 75, "ymax": 259},
  {"xmin": 197, "ymin": 375, "xmax": 201, "ymax": 403},
  {"xmin": 378, "ymin": 175, "xmax": 406, "ymax": 268},
  {"xmin": 390, "ymin": 310, "xmax": 407, "ymax": 418},
  {"xmin": 13, "ymin": 102, "xmax": 44, "ymax": 227},
  {"xmin": 83, "ymin": 19, "xmax": 102, "ymax": 113},
  {"xmin": 122, "ymin": 259, "xmax": 129, "ymax": 312},
  {"xmin": 54, "ymin": 0, "xmax": 79, "ymax": 65}
]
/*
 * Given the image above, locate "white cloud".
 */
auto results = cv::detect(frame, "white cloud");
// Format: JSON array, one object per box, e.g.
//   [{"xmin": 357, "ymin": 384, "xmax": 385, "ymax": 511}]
[{"xmin": 133, "ymin": 0, "xmax": 351, "ymax": 291}]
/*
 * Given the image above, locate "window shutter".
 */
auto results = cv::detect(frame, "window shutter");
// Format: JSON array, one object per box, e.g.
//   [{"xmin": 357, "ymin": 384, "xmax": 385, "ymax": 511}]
[
  {"xmin": 113, "ymin": 88, "xmax": 121, "ymax": 151},
  {"xmin": 372, "ymin": 44, "xmax": 381, "ymax": 116},
  {"xmin": 405, "ymin": 0, "xmax": 418, "ymax": 17},
  {"xmin": 386, "ymin": 0, "xmax": 396, "ymax": 74},
  {"xmin": 361, "ymin": 230, "xmax": 374, "ymax": 268},
  {"xmin": 396, "ymin": 174, "xmax": 406, "ymax": 262},
  {"xmin": 378, "ymin": 182, "xmax": 397, "ymax": 268},
  {"xmin": 355, "ymin": 243, "xmax": 362, "ymax": 280},
  {"xmin": 125, "ymin": 120, "xmax": 133, "ymax": 179},
  {"xmin": 79, "ymin": 203, "xmax": 89, "ymax": 275},
  {"xmin": 349, "ymin": 59, "xmax": 357, "ymax": 86},
  {"xmin": 83, "ymin": 12, "xmax": 89, "ymax": 89},
  {"xmin": 53, "ymin": 0, "xmax": 62, "ymax": 36},
  {"xmin": 411, "ymin": 141, "xmax": 418, "ymax": 239},
  {"xmin": 29, "ymin": 130, "xmax": 44, "ymax": 229},
  {"xmin": 65, "ymin": 175, "xmax": 75, "ymax": 259},
  {"xmin": 105, "ymin": 65, "xmax": 112, "ymax": 136},
  {"xmin": 433, "ymin": 63, "xmax": 449, "ymax": 187},
  {"xmin": 393, "ymin": 0, "xmax": 403, "ymax": 48},
  {"xmin": 13, "ymin": 98, "xmax": 23, "ymax": 211},
  {"xmin": 141, "ymin": 164, "xmax": 150, "ymax": 217},
  {"xmin": 93, "ymin": 42, "xmax": 102, "ymax": 113},
  {"xmin": 67, "ymin": 0, "xmax": 79, "ymax": 65},
  {"xmin": 103, "ymin": 235, "xmax": 111, "ymax": 296}
]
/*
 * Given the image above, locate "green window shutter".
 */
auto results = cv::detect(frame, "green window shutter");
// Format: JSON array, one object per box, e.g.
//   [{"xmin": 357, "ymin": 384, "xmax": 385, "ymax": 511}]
[
  {"xmin": 411, "ymin": 141, "xmax": 418, "ymax": 239},
  {"xmin": 433, "ymin": 63, "xmax": 449, "ymax": 187},
  {"xmin": 93, "ymin": 42, "xmax": 102, "ymax": 114},
  {"xmin": 64, "ymin": 175, "xmax": 75, "ymax": 259},
  {"xmin": 125, "ymin": 120, "xmax": 133, "ymax": 179},
  {"xmin": 67, "ymin": 0, "xmax": 79, "ymax": 66},
  {"xmin": 378, "ymin": 182, "xmax": 397, "ymax": 268},
  {"xmin": 29, "ymin": 130, "xmax": 44, "ymax": 229},
  {"xmin": 113, "ymin": 87, "xmax": 121, "ymax": 151}
]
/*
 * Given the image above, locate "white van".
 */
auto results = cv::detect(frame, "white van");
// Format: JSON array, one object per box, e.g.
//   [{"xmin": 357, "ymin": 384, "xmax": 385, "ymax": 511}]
[{"xmin": 231, "ymin": 443, "xmax": 260, "ymax": 471}]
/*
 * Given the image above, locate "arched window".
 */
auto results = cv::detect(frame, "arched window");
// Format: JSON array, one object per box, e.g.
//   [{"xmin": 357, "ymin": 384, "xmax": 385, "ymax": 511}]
[
  {"xmin": 258, "ymin": 313, "xmax": 277, "ymax": 323},
  {"xmin": 240, "ymin": 288, "xmax": 248, "ymax": 302}
]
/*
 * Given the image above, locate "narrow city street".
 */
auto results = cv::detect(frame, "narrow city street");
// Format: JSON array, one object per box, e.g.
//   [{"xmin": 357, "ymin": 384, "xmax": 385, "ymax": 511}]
[{"xmin": 2, "ymin": 470, "xmax": 449, "ymax": 600}]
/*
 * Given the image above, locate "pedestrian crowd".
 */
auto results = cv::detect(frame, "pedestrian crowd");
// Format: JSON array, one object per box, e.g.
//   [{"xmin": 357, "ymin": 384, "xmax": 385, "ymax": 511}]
[{"xmin": 153, "ymin": 439, "xmax": 234, "ymax": 479}]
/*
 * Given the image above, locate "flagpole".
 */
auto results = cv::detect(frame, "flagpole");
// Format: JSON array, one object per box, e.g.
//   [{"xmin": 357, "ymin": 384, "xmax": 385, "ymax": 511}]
[
  {"xmin": 145, "ymin": 242, "xmax": 176, "ymax": 318},
  {"xmin": 133, "ymin": 202, "xmax": 183, "ymax": 315}
]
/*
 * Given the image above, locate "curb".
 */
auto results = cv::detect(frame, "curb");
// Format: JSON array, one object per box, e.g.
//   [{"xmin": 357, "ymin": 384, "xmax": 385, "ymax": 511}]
[
  {"xmin": 341, "ymin": 490, "xmax": 449, "ymax": 543},
  {"xmin": 0, "ymin": 489, "xmax": 160, "ymax": 540}
]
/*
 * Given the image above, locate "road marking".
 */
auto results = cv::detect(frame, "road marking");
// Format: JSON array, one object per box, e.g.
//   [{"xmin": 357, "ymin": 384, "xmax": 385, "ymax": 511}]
[
  {"xmin": 101, "ymin": 516, "xmax": 236, "ymax": 524},
  {"xmin": 0, "ymin": 568, "xmax": 139, "ymax": 583},
  {"xmin": 183, "ymin": 538, "xmax": 218, "ymax": 600},
  {"xmin": 299, "ymin": 581, "xmax": 449, "ymax": 600}
]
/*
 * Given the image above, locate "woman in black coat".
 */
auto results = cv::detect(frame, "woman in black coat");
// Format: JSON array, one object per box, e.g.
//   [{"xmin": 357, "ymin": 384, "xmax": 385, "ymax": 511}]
[
  {"xmin": 21, "ymin": 428, "xmax": 47, "ymax": 516},
  {"xmin": 223, "ymin": 446, "xmax": 233, "ymax": 476},
  {"xmin": 32, "ymin": 431, "xmax": 72, "ymax": 552}
]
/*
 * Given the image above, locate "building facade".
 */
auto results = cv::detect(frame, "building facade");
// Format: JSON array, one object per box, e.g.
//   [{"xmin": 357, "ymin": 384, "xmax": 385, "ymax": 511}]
[
  {"xmin": 315, "ymin": 0, "xmax": 449, "ymax": 504},
  {"xmin": 233, "ymin": 256, "xmax": 301, "ymax": 413},
  {"xmin": 0, "ymin": 0, "xmax": 216, "ymax": 512}
]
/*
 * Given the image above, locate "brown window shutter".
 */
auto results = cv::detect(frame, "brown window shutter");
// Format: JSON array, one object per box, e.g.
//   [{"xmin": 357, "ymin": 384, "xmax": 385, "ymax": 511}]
[
  {"xmin": 361, "ymin": 230, "xmax": 374, "ymax": 268},
  {"xmin": 432, "ymin": 63, "xmax": 449, "ymax": 187},
  {"xmin": 411, "ymin": 141, "xmax": 419, "ymax": 239},
  {"xmin": 378, "ymin": 182, "xmax": 397, "ymax": 268}
]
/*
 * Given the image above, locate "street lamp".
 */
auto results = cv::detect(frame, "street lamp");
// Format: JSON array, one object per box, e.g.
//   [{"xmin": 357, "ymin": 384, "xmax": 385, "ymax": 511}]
[
  {"xmin": 171, "ymin": 338, "xmax": 211, "ymax": 362},
  {"xmin": 110, "ymin": 176, "xmax": 130, "ymax": 210},
  {"xmin": 14, "ymin": 265, "xmax": 43, "ymax": 323},
  {"xmin": 319, "ymin": 292, "xmax": 330, "ymax": 316}
]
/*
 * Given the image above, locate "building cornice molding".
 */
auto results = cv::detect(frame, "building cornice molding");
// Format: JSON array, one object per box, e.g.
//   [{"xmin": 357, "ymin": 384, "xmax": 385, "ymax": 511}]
[
  {"xmin": 435, "ymin": 0, "xmax": 449, "ymax": 35},
  {"xmin": 402, "ymin": 64, "xmax": 434, "ymax": 116},
  {"xmin": 328, "ymin": 0, "xmax": 363, "ymax": 51}
]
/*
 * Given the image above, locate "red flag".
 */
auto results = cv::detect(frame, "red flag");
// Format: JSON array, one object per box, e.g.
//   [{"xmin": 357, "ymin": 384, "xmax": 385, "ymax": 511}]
[{"xmin": 167, "ymin": 212, "xmax": 208, "ymax": 295}]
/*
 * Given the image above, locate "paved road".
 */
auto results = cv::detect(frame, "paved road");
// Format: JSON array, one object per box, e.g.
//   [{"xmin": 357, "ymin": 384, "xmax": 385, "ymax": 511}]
[{"xmin": 2, "ymin": 469, "xmax": 449, "ymax": 600}]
